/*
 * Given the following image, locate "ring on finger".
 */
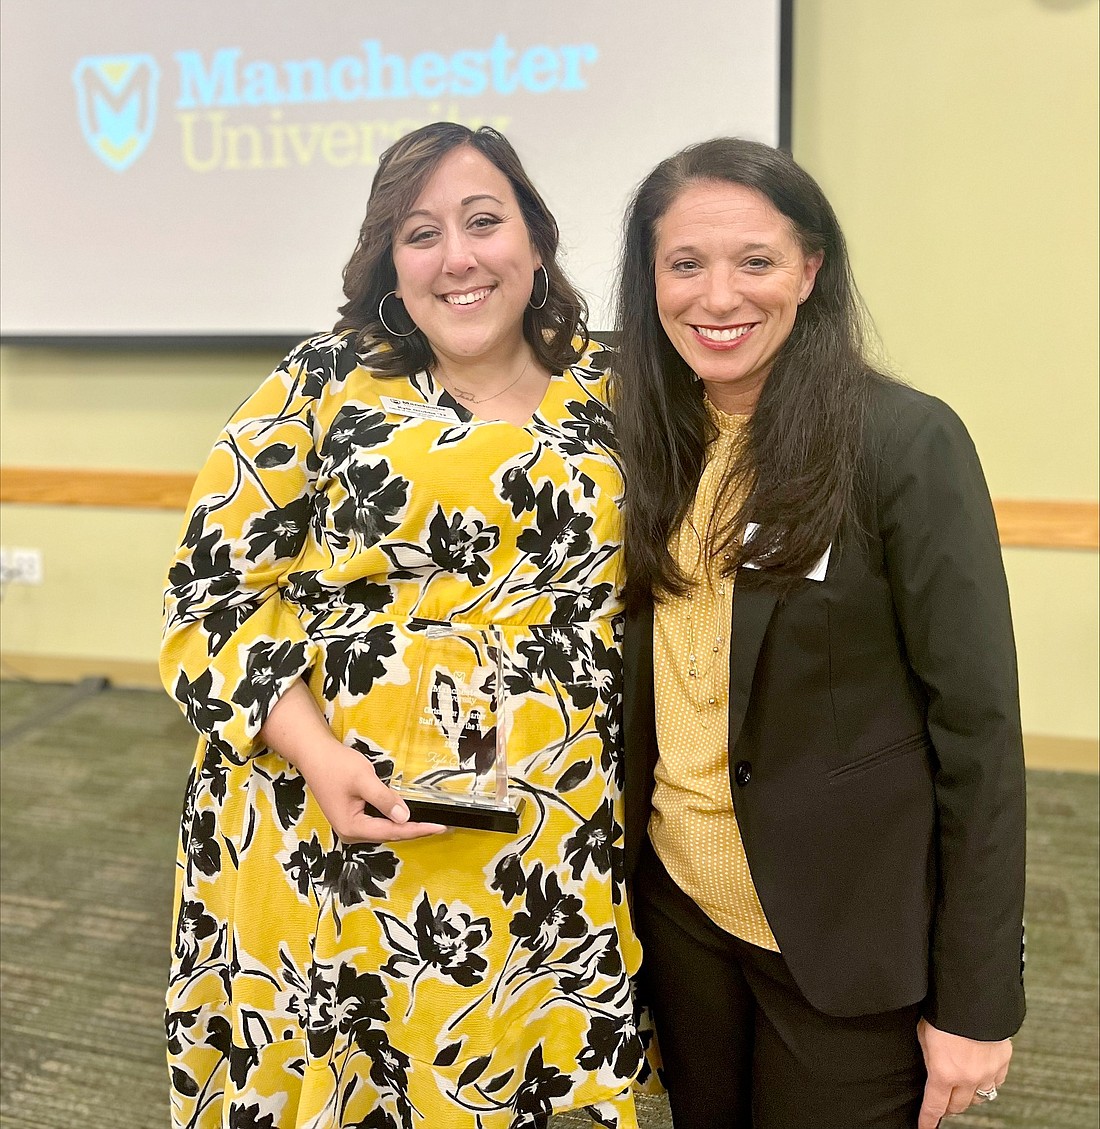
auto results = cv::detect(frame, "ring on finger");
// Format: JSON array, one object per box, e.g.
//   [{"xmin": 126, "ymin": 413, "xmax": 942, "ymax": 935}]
[{"xmin": 974, "ymin": 1085, "xmax": 998, "ymax": 1102}]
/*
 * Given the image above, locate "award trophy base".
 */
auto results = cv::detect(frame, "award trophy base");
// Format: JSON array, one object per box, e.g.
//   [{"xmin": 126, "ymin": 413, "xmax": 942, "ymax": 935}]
[{"xmin": 398, "ymin": 786, "xmax": 526, "ymax": 834}]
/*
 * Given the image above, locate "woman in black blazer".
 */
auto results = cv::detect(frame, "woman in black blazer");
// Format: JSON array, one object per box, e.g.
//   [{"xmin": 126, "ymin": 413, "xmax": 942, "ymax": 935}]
[{"xmin": 613, "ymin": 139, "xmax": 1025, "ymax": 1129}]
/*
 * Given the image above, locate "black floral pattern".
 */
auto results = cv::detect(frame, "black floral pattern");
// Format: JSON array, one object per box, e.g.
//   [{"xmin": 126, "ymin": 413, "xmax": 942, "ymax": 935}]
[
  {"xmin": 563, "ymin": 797, "xmax": 621, "ymax": 880},
  {"xmin": 321, "ymin": 405, "xmax": 399, "ymax": 465},
  {"xmin": 267, "ymin": 770, "xmax": 306, "ymax": 831},
  {"xmin": 229, "ymin": 639, "xmax": 309, "ymax": 731},
  {"xmin": 161, "ymin": 335, "xmax": 648, "ymax": 1127},
  {"xmin": 174, "ymin": 898, "xmax": 218, "ymax": 976},
  {"xmin": 227, "ymin": 1102, "xmax": 277, "ymax": 1129},
  {"xmin": 281, "ymin": 831, "xmax": 332, "ymax": 899},
  {"xmin": 560, "ymin": 397, "xmax": 618, "ymax": 457},
  {"xmin": 175, "ymin": 669, "xmax": 233, "ymax": 735},
  {"xmin": 187, "ymin": 809, "xmax": 221, "ymax": 877},
  {"xmin": 550, "ymin": 582, "xmax": 615, "ymax": 625},
  {"xmin": 380, "ymin": 505, "xmax": 501, "ymax": 586},
  {"xmin": 306, "ymin": 961, "xmax": 389, "ymax": 1060},
  {"xmin": 358, "ymin": 1029, "xmax": 413, "ymax": 1114},
  {"xmin": 591, "ymin": 632, "xmax": 625, "ymax": 782},
  {"xmin": 558, "ymin": 928, "xmax": 624, "ymax": 994},
  {"xmin": 491, "ymin": 852, "xmax": 527, "ymax": 903},
  {"xmin": 510, "ymin": 1045, "xmax": 574, "ymax": 1119},
  {"xmin": 500, "ymin": 462, "xmax": 539, "ymax": 517},
  {"xmin": 273, "ymin": 944, "xmax": 312, "ymax": 1034},
  {"xmin": 285, "ymin": 572, "xmax": 393, "ymax": 616},
  {"xmin": 577, "ymin": 1013, "xmax": 644, "ymax": 1079},
  {"xmin": 426, "ymin": 507, "xmax": 500, "ymax": 584},
  {"xmin": 321, "ymin": 624, "xmax": 397, "ymax": 698},
  {"xmin": 166, "ymin": 1007, "xmax": 200, "ymax": 1058},
  {"xmin": 378, "ymin": 893, "xmax": 492, "ymax": 989},
  {"xmin": 333, "ymin": 842, "xmax": 400, "ymax": 905},
  {"xmin": 516, "ymin": 625, "xmax": 598, "ymax": 710},
  {"xmin": 516, "ymin": 483, "xmax": 593, "ymax": 583},
  {"xmin": 201, "ymin": 601, "xmax": 257, "ymax": 659},
  {"xmin": 244, "ymin": 495, "xmax": 311, "ymax": 561},
  {"xmin": 168, "ymin": 531, "xmax": 241, "ymax": 621},
  {"xmin": 509, "ymin": 864, "xmax": 587, "ymax": 960},
  {"xmin": 254, "ymin": 441, "xmax": 298, "ymax": 469},
  {"xmin": 332, "ymin": 460, "xmax": 408, "ymax": 548},
  {"xmin": 348, "ymin": 1111, "xmax": 399, "ymax": 1129}
]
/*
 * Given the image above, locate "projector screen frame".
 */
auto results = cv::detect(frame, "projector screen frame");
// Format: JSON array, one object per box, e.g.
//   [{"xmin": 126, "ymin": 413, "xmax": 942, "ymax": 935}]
[{"xmin": 1, "ymin": 0, "xmax": 793, "ymax": 350}]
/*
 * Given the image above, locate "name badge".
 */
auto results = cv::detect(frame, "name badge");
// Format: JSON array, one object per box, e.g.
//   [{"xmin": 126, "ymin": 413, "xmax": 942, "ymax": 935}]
[
  {"xmin": 380, "ymin": 396, "xmax": 461, "ymax": 423},
  {"xmin": 742, "ymin": 522, "xmax": 831, "ymax": 582}
]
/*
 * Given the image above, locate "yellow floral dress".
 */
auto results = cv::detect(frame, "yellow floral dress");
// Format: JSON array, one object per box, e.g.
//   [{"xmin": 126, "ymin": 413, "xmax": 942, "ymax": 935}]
[{"xmin": 161, "ymin": 332, "xmax": 652, "ymax": 1128}]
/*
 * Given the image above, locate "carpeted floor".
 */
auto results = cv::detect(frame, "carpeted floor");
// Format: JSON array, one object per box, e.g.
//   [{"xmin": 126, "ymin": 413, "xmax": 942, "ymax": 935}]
[{"xmin": 0, "ymin": 680, "xmax": 1097, "ymax": 1128}]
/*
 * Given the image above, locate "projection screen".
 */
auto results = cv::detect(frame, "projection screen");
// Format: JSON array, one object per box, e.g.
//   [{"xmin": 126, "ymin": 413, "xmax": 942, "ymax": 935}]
[{"xmin": 0, "ymin": 1, "xmax": 790, "ymax": 340}]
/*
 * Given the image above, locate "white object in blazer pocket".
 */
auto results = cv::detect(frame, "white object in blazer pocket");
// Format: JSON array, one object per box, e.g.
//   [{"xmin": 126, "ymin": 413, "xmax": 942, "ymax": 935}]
[{"xmin": 741, "ymin": 522, "xmax": 831, "ymax": 581}]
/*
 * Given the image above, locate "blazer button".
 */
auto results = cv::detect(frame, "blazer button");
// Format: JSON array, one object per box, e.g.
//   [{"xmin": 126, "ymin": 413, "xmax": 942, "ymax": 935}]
[{"xmin": 734, "ymin": 760, "xmax": 752, "ymax": 787}]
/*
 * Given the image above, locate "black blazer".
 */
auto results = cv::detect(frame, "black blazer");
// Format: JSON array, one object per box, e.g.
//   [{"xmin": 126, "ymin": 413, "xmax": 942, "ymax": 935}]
[{"xmin": 623, "ymin": 378, "xmax": 1026, "ymax": 1041}]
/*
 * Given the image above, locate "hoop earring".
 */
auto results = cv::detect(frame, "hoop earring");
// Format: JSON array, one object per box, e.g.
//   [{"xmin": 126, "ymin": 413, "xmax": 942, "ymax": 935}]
[
  {"xmin": 378, "ymin": 291, "xmax": 417, "ymax": 337},
  {"xmin": 528, "ymin": 265, "xmax": 549, "ymax": 311}
]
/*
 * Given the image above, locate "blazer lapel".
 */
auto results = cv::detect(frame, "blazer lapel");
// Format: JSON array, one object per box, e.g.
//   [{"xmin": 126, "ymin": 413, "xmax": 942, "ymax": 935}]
[{"xmin": 727, "ymin": 578, "xmax": 778, "ymax": 753}]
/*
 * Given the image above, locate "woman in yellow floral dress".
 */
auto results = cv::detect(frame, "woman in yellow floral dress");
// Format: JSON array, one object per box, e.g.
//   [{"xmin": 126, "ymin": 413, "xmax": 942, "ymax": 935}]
[{"xmin": 160, "ymin": 123, "xmax": 652, "ymax": 1129}]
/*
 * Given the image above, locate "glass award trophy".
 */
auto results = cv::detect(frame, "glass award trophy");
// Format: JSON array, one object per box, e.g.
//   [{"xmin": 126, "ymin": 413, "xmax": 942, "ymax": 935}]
[{"xmin": 391, "ymin": 624, "xmax": 525, "ymax": 833}]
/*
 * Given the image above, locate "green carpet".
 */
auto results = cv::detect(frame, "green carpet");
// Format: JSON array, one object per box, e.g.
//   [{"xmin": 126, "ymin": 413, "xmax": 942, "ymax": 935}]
[{"xmin": 1, "ymin": 680, "xmax": 1097, "ymax": 1128}]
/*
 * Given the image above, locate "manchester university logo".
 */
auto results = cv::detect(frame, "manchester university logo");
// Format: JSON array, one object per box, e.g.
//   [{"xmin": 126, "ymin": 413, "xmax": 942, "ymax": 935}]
[{"xmin": 72, "ymin": 55, "xmax": 159, "ymax": 171}]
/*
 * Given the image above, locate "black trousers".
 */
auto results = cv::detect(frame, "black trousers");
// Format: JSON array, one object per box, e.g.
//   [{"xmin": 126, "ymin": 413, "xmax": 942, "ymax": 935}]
[{"xmin": 634, "ymin": 840, "xmax": 926, "ymax": 1129}]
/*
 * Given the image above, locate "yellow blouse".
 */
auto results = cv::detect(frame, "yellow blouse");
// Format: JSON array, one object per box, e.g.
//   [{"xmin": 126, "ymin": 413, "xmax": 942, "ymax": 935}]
[{"xmin": 649, "ymin": 401, "xmax": 779, "ymax": 951}]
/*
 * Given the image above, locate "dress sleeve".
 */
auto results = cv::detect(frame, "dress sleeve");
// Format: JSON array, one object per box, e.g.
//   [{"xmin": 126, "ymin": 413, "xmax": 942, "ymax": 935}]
[
  {"xmin": 160, "ymin": 342, "xmax": 328, "ymax": 761},
  {"xmin": 877, "ymin": 392, "xmax": 1026, "ymax": 1040}
]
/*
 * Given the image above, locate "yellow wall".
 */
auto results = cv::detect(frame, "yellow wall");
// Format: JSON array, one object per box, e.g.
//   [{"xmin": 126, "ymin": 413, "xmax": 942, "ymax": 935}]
[
  {"xmin": 2, "ymin": 0, "xmax": 1098, "ymax": 740},
  {"xmin": 791, "ymin": 0, "xmax": 1099, "ymax": 741},
  {"xmin": 0, "ymin": 348, "xmax": 275, "ymax": 670}
]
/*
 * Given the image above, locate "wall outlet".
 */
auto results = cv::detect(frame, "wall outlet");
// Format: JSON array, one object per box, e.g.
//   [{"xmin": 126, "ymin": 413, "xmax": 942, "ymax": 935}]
[{"xmin": 0, "ymin": 547, "xmax": 44, "ymax": 585}]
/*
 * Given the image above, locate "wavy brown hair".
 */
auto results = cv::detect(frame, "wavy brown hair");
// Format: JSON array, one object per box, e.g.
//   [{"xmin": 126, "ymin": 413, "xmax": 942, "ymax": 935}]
[
  {"xmin": 334, "ymin": 123, "xmax": 587, "ymax": 375},
  {"xmin": 613, "ymin": 138, "xmax": 880, "ymax": 608}
]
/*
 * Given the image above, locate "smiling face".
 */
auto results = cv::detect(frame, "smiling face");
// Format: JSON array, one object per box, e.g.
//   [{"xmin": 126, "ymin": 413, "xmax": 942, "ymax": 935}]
[
  {"xmin": 391, "ymin": 145, "xmax": 540, "ymax": 371},
  {"xmin": 653, "ymin": 180, "xmax": 822, "ymax": 413}
]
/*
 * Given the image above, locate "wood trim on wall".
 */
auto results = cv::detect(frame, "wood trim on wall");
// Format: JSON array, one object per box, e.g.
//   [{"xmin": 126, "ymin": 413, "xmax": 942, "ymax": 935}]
[
  {"xmin": 992, "ymin": 499, "xmax": 1099, "ymax": 551},
  {"xmin": 1, "ymin": 465, "xmax": 1098, "ymax": 550},
  {"xmin": 0, "ymin": 467, "xmax": 196, "ymax": 510}
]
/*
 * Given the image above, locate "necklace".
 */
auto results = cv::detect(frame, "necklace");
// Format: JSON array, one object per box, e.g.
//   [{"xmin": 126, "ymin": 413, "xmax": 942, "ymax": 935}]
[
  {"xmin": 686, "ymin": 580, "xmax": 728, "ymax": 706},
  {"xmin": 683, "ymin": 531, "xmax": 730, "ymax": 707},
  {"xmin": 676, "ymin": 414, "xmax": 745, "ymax": 708},
  {"xmin": 435, "ymin": 357, "xmax": 531, "ymax": 405}
]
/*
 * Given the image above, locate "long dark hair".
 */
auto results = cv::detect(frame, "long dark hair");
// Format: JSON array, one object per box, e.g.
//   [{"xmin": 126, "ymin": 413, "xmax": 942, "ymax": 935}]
[
  {"xmin": 614, "ymin": 137, "xmax": 878, "ymax": 607},
  {"xmin": 334, "ymin": 123, "xmax": 587, "ymax": 374}
]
